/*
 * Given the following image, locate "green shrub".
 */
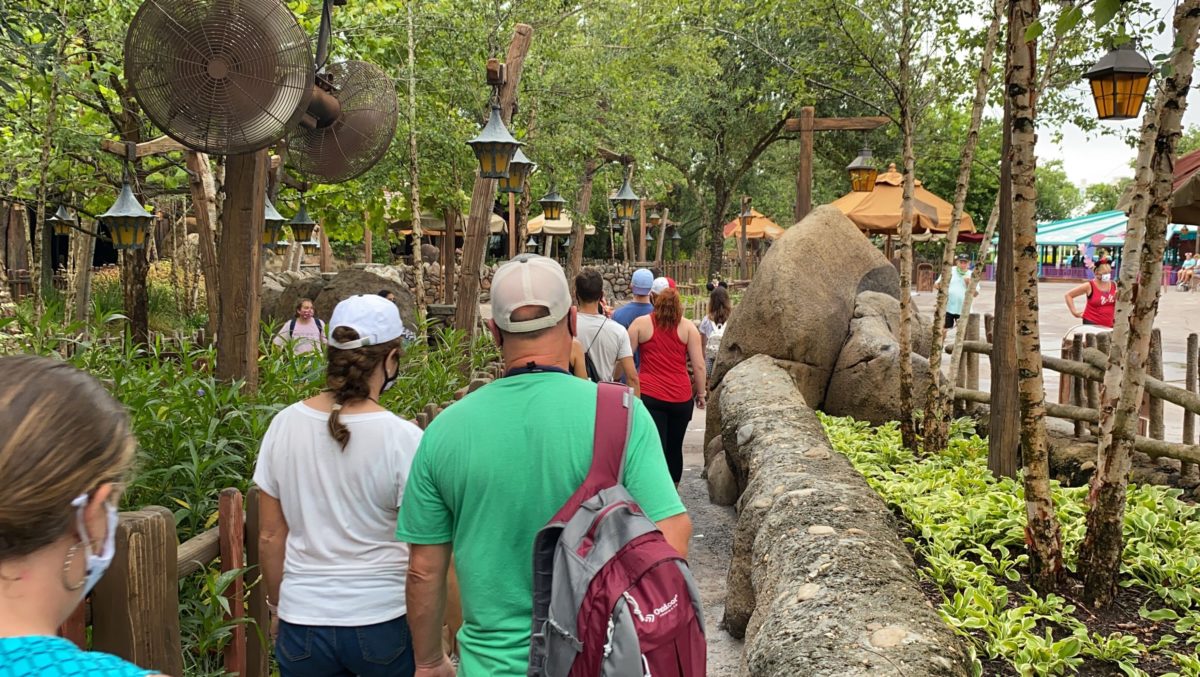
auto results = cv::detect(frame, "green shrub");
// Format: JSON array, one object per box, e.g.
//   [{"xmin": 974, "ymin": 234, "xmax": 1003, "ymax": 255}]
[{"xmin": 820, "ymin": 413, "xmax": 1200, "ymax": 677}]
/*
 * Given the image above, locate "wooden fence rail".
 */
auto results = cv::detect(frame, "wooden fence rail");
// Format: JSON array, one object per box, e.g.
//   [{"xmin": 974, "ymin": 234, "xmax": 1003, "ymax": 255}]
[
  {"xmin": 950, "ymin": 316, "xmax": 1200, "ymax": 468},
  {"xmin": 59, "ymin": 363, "xmax": 506, "ymax": 676}
]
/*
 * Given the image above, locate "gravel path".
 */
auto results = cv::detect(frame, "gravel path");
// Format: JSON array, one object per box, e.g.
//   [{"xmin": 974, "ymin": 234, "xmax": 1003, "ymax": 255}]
[{"xmin": 680, "ymin": 406, "xmax": 744, "ymax": 676}]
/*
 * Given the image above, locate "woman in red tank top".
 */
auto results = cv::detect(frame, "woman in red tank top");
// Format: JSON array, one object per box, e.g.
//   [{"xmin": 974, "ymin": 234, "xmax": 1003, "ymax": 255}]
[
  {"xmin": 1064, "ymin": 259, "xmax": 1116, "ymax": 328},
  {"xmin": 627, "ymin": 287, "xmax": 707, "ymax": 486}
]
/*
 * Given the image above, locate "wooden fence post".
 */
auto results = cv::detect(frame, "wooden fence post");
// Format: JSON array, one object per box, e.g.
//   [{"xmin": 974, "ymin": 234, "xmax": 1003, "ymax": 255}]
[
  {"xmin": 1187, "ymin": 333, "xmax": 1199, "ymax": 482},
  {"xmin": 1085, "ymin": 334, "xmax": 1101, "ymax": 436},
  {"xmin": 91, "ymin": 507, "xmax": 183, "ymax": 677},
  {"xmin": 219, "ymin": 489, "xmax": 246, "ymax": 677},
  {"xmin": 245, "ymin": 487, "xmax": 269, "ymax": 677},
  {"xmin": 983, "ymin": 313, "xmax": 994, "ymax": 344},
  {"xmin": 1149, "ymin": 328, "xmax": 1165, "ymax": 443},
  {"xmin": 1072, "ymin": 334, "xmax": 1085, "ymax": 438}
]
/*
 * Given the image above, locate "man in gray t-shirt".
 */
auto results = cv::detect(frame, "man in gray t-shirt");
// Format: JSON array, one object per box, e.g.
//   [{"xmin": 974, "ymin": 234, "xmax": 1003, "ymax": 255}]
[{"xmin": 574, "ymin": 268, "xmax": 640, "ymax": 395}]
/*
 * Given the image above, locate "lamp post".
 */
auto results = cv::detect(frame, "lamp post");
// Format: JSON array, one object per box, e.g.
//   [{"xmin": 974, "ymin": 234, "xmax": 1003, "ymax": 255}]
[
  {"xmin": 648, "ymin": 209, "xmax": 662, "ymax": 226},
  {"xmin": 497, "ymin": 148, "xmax": 535, "ymax": 194},
  {"xmin": 289, "ymin": 198, "xmax": 318, "ymax": 242},
  {"xmin": 467, "ymin": 103, "xmax": 523, "ymax": 178},
  {"xmin": 1084, "ymin": 43, "xmax": 1155, "ymax": 121},
  {"xmin": 539, "ymin": 185, "xmax": 567, "ymax": 221},
  {"xmin": 739, "ymin": 197, "xmax": 752, "ymax": 280},
  {"xmin": 99, "ymin": 178, "xmax": 155, "ymax": 250},
  {"xmin": 262, "ymin": 195, "xmax": 288, "ymax": 248},
  {"xmin": 46, "ymin": 205, "xmax": 76, "ymax": 236},
  {"xmin": 671, "ymin": 227, "xmax": 681, "ymax": 261},
  {"xmin": 846, "ymin": 146, "xmax": 878, "ymax": 192}
]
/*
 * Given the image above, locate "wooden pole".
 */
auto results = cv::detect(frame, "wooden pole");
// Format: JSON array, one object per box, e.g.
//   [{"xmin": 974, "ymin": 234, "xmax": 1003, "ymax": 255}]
[
  {"xmin": 989, "ymin": 77, "xmax": 1019, "ymax": 479},
  {"xmin": 363, "ymin": 213, "xmax": 373, "ymax": 264},
  {"xmin": 444, "ymin": 209, "xmax": 457, "ymax": 305},
  {"xmin": 219, "ymin": 489, "xmax": 246, "ymax": 677},
  {"xmin": 1150, "ymin": 328, "xmax": 1165, "ymax": 441},
  {"xmin": 739, "ymin": 197, "xmax": 750, "ymax": 280},
  {"xmin": 795, "ymin": 106, "xmax": 814, "ymax": 223},
  {"xmin": 1072, "ymin": 334, "xmax": 1086, "ymax": 437},
  {"xmin": 638, "ymin": 200, "xmax": 648, "ymax": 262},
  {"xmin": 1187, "ymin": 333, "xmax": 1199, "ymax": 481},
  {"xmin": 215, "ymin": 150, "xmax": 267, "ymax": 389},
  {"xmin": 508, "ymin": 193, "xmax": 517, "ymax": 260},
  {"xmin": 244, "ymin": 488, "xmax": 269, "ymax": 677},
  {"xmin": 91, "ymin": 508, "xmax": 182, "ymax": 677},
  {"xmin": 454, "ymin": 24, "xmax": 534, "ymax": 333}
]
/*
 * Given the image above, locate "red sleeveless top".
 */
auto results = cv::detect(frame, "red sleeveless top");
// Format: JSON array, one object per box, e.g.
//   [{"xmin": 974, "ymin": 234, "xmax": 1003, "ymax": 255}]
[
  {"xmin": 1083, "ymin": 279, "xmax": 1116, "ymax": 327},
  {"xmin": 639, "ymin": 315, "xmax": 694, "ymax": 403}
]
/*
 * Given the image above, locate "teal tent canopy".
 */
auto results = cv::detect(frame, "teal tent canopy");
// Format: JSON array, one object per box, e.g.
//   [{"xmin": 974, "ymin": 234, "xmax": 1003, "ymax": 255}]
[{"xmin": 995, "ymin": 211, "xmax": 1190, "ymax": 247}]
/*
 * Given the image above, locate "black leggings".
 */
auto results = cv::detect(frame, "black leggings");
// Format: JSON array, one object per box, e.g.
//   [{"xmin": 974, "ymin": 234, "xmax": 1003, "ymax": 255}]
[{"xmin": 642, "ymin": 394, "xmax": 694, "ymax": 484}]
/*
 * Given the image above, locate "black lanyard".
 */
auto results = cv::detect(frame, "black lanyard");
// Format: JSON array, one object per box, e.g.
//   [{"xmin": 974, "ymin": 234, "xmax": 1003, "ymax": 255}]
[{"xmin": 505, "ymin": 362, "xmax": 570, "ymax": 378}]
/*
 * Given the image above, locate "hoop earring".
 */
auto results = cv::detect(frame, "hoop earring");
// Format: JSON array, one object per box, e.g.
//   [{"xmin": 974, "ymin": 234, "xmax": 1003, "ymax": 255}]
[{"xmin": 61, "ymin": 542, "xmax": 86, "ymax": 592}]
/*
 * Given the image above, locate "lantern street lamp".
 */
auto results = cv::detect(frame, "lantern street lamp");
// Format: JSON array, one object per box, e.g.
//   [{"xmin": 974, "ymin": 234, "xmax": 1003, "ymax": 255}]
[
  {"xmin": 46, "ymin": 205, "xmax": 76, "ymax": 236},
  {"xmin": 99, "ymin": 180, "xmax": 155, "ymax": 250},
  {"xmin": 611, "ymin": 171, "xmax": 641, "ymax": 221},
  {"xmin": 525, "ymin": 234, "xmax": 538, "ymax": 249},
  {"xmin": 302, "ymin": 239, "xmax": 320, "ymax": 257},
  {"xmin": 671, "ymin": 227, "xmax": 681, "ymax": 261},
  {"xmin": 539, "ymin": 185, "xmax": 567, "ymax": 221},
  {"xmin": 262, "ymin": 195, "xmax": 288, "ymax": 247},
  {"xmin": 274, "ymin": 239, "xmax": 291, "ymax": 255},
  {"xmin": 289, "ymin": 199, "xmax": 318, "ymax": 242},
  {"xmin": 498, "ymin": 147, "xmax": 535, "ymax": 194},
  {"xmin": 648, "ymin": 209, "xmax": 662, "ymax": 226},
  {"xmin": 467, "ymin": 103, "xmax": 523, "ymax": 179},
  {"xmin": 1084, "ymin": 44, "xmax": 1155, "ymax": 121},
  {"xmin": 645, "ymin": 228, "xmax": 654, "ymax": 243},
  {"xmin": 846, "ymin": 146, "xmax": 878, "ymax": 192}
]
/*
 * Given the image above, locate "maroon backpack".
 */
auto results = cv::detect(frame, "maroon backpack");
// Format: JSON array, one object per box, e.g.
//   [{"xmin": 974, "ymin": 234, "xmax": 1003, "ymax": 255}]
[{"xmin": 528, "ymin": 382, "xmax": 706, "ymax": 677}]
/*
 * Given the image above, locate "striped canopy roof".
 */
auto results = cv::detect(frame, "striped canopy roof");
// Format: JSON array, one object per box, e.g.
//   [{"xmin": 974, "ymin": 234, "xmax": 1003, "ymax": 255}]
[{"xmin": 1030, "ymin": 210, "xmax": 1189, "ymax": 247}]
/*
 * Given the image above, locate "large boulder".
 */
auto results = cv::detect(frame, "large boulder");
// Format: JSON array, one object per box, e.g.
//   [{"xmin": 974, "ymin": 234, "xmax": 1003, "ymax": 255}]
[
  {"xmin": 824, "ymin": 291, "xmax": 933, "ymax": 426},
  {"xmin": 314, "ymin": 266, "xmax": 417, "ymax": 331},
  {"xmin": 710, "ymin": 206, "xmax": 899, "ymax": 408},
  {"xmin": 272, "ymin": 271, "xmax": 327, "ymax": 323}
]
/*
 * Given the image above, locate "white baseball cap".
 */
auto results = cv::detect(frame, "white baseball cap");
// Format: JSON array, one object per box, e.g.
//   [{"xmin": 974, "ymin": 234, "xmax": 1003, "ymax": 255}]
[
  {"xmin": 650, "ymin": 276, "xmax": 671, "ymax": 296},
  {"xmin": 328, "ymin": 294, "xmax": 405, "ymax": 349},
  {"xmin": 491, "ymin": 254, "xmax": 572, "ymax": 333}
]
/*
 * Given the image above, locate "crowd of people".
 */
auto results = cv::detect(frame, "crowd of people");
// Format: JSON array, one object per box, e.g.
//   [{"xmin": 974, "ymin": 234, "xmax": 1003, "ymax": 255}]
[{"xmin": 0, "ymin": 256, "xmax": 731, "ymax": 677}]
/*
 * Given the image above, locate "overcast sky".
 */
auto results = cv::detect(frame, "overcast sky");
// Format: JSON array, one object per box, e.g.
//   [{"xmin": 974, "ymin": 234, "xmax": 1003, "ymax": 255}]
[{"xmin": 1039, "ymin": 0, "xmax": 1198, "ymax": 190}]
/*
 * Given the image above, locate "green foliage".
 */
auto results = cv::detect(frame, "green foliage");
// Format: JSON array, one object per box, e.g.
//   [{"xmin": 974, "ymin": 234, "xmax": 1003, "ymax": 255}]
[
  {"xmin": 820, "ymin": 413, "xmax": 1200, "ymax": 677},
  {"xmin": 1037, "ymin": 160, "xmax": 1085, "ymax": 222}
]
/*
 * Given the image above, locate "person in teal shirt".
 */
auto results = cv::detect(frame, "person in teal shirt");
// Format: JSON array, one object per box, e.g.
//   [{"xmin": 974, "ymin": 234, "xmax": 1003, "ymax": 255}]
[
  {"xmin": 938, "ymin": 253, "xmax": 973, "ymax": 329},
  {"xmin": 0, "ymin": 356, "xmax": 165, "ymax": 677},
  {"xmin": 397, "ymin": 255, "xmax": 691, "ymax": 677}
]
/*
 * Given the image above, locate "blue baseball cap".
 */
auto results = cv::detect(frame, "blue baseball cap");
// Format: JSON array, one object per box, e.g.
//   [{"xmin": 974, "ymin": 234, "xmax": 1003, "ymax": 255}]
[{"xmin": 631, "ymin": 268, "xmax": 654, "ymax": 295}]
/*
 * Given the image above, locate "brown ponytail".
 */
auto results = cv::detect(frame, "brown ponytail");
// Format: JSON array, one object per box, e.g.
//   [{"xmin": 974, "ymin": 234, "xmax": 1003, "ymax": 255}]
[
  {"xmin": 0, "ymin": 356, "xmax": 136, "ymax": 560},
  {"xmin": 325, "ymin": 327, "xmax": 402, "ymax": 449}
]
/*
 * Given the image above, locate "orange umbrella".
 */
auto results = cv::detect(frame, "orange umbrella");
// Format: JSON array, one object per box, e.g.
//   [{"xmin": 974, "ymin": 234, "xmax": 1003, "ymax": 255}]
[
  {"xmin": 830, "ymin": 163, "xmax": 976, "ymax": 235},
  {"xmin": 722, "ymin": 209, "xmax": 786, "ymax": 240}
]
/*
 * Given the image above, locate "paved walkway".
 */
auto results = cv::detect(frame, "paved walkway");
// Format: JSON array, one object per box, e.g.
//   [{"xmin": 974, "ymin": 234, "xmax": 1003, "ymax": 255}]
[{"xmin": 679, "ymin": 405, "xmax": 743, "ymax": 675}]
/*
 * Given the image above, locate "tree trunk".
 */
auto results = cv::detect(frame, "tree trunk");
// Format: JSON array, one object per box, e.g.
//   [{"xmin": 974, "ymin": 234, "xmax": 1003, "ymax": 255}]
[
  {"xmin": 1008, "ymin": 0, "xmax": 1063, "ymax": 594},
  {"xmin": 990, "ymin": 73, "xmax": 1021, "ymax": 478},
  {"xmin": 922, "ymin": 0, "xmax": 1003, "ymax": 452},
  {"xmin": 66, "ymin": 224, "xmax": 97, "ymax": 325},
  {"xmin": 455, "ymin": 24, "xmax": 534, "ymax": 334},
  {"xmin": 1080, "ymin": 0, "xmax": 1200, "ymax": 608},
  {"xmin": 896, "ymin": 0, "xmax": 918, "ymax": 451},
  {"xmin": 568, "ymin": 159, "xmax": 599, "ymax": 293},
  {"xmin": 707, "ymin": 178, "xmax": 731, "ymax": 279},
  {"xmin": 184, "ymin": 151, "xmax": 221, "ymax": 338},
  {"xmin": 406, "ymin": 0, "xmax": 426, "ymax": 324}
]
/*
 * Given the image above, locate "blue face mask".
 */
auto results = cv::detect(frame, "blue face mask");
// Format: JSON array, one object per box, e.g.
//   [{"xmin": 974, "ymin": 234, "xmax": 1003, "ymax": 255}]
[{"xmin": 68, "ymin": 493, "xmax": 118, "ymax": 596}]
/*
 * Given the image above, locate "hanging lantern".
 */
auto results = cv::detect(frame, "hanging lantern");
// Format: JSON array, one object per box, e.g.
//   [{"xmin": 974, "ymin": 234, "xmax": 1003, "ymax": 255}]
[
  {"xmin": 563, "ymin": 236, "xmax": 573, "ymax": 248},
  {"xmin": 46, "ymin": 205, "xmax": 76, "ymax": 236},
  {"xmin": 539, "ymin": 185, "xmax": 567, "ymax": 221},
  {"xmin": 498, "ymin": 147, "xmax": 535, "ymax": 194},
  {"xmin": 99, "ymin": 181, "xmax": 155, "ymax": 250},
  {"xmin": 645, "ymin": 228, "xmax": 655, "ymax": 242},
  {"xmin": 648, "ymin": 209, "xmax": 662, "ymax": 226},
  {"xmin": 274, "ymin": 239, "xmax": 292, "ymax": 255},
  {"xmin": 289, "ymin": 200, "xmax": 318, "ymax": 242},
  {"xmin": 611, "ymin": 175, "xmax": 640, "ymax": 221},
  {"xmin": 670, "ymin": 228, "xmax": 682, "ymax": 242},
  {"xmin": 302, "ymin": 239, "xmax": 320, "ymax": 256},
  {"xmin": 467, "ymin": 103, "xmax": 522, "ymax": 178},
  {"xmin": 740, "ymin": 202, "xmax": 754, "ymax": 231},
  {"xmin": 262, "ymin": 196, "xmax": 288, "ymax": 247},
  {"xmin": 525, "ymin": 235, "xmax": 538, "ymax": 249},
  {"xmin": 846, "ymin": 146, "xmax": 878, "ymax": 192},
  {"xmin": 1084, "ymin": 44, "xmax": 1155, "ymax": 121}
]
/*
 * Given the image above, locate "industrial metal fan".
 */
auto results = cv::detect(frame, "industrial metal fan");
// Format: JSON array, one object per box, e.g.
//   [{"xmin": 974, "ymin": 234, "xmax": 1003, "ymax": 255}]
[
  {"xmin": 287, "ymin": 59, "xmax": 399, "ymax": 184},
  {"xmin": 124, "ymin": 0, "xmax": 316, "ymax": 155}
]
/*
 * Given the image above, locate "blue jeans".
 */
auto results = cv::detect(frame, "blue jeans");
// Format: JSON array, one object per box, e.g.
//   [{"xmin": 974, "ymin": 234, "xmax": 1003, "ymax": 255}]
[{"xmin": 276, "ymin": 616, "xmax": 415, "ymax": 677}]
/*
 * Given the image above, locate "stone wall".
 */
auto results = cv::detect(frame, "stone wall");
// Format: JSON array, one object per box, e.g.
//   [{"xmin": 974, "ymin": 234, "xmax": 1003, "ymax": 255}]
[{"xmin": 714, "ymin": 354, "xmax": 969, "ymax": 676}]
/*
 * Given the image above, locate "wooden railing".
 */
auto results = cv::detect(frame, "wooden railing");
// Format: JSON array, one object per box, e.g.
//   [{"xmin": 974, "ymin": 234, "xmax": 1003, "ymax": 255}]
[
  {"xmin": 952, "ymin": 313, "xmax": 1200, "ymax": 469},
  {"xmin": 59, "ymin": 363, "xmax": 506, "ymax": 675}
]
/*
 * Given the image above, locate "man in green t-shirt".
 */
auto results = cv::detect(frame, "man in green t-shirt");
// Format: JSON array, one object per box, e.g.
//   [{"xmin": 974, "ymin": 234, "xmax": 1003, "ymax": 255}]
[{"xmin": 397, "ymin": 254, "xmax": 691, "ymax": 677}]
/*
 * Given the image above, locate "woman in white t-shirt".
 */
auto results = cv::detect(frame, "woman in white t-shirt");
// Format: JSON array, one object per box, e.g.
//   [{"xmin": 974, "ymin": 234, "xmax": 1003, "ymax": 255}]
[
  {"xmin": 699, "ymin": 286, "xmax": 731, "ymax": 376},
  {"xmin": 254, "ymin": 294, "xmax": 422, "ymax": 677}
]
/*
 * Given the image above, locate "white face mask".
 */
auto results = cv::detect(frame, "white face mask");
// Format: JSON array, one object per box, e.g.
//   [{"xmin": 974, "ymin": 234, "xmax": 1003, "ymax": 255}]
[
  {"xmin": 68, "ymin": 493, "xmax": 118, "ymax": 596},
  {"xmin": 1101, "ymin": 273, "xmax": 1112, "ymax": 282}
]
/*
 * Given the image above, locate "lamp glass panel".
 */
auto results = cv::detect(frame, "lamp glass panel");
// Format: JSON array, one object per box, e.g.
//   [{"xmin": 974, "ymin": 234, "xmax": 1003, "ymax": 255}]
[{"xmin": 1115, "ymin": 73, "xmax": 1151, "ymax": 119}]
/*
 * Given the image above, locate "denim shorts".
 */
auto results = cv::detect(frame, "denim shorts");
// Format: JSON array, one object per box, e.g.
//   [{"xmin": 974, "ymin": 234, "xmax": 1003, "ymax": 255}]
[{"xmin": 276, "ymin": 615, "xmax": 415, "ymax": 677}]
